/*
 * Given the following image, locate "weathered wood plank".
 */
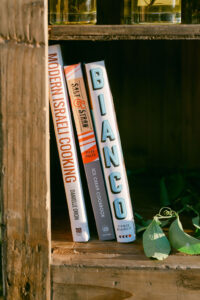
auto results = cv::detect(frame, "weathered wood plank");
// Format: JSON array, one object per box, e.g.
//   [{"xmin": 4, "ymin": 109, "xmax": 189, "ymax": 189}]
[
  {"xmin": 51, "ymin": 236, "xmax": 200, "ymax": 270},
  {"xmin": 48, "ymin": 25, "xmax": 200, "ymax": 41},
  {"xmin": 51, "ymin": 195, "xmax": 200, "ymax": 299},
  {"xmin": 0, "ymin": 1, "xmax": 50, "ymax": 299},
  {"xmin": 51, "ymin": 263, "xmax": 200, "ymax": 300},
  {"xmin": 52, "ymin": 249, "xmax": 200, "ymax": 274},
  {"xmin": 52, "ymin": 209, "xmax": 200, "ymax": 299},
  {"xmin": 51, "ymin": 169, "xmax": 200, "ymax": 300}
]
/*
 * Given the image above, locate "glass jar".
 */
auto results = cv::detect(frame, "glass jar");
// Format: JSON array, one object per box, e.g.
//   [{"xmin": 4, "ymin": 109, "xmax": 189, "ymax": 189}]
[
  {"xmin": 49, "ymin": 0, "xmax": 96, "ymax": 24},
  {"xmin": 123, "ymin": 0, "xmax": 181, "ymax": 24},
  {"xmin": 182, "ymin": 0, "xmax": 200, "ymax": 24},
  {"xmin": 192, "ymin": 1, "xmax": 200, "ymax": 23}
]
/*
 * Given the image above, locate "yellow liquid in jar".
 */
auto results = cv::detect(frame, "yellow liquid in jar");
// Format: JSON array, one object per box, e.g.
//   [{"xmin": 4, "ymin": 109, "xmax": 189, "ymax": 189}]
[
  {"xmin": 49, "ymin": 0, "xmax": 96, "ymax": 24},
  {"xmin": 123, "ymin": 0, "xmax": 181, "ymax": 24}
]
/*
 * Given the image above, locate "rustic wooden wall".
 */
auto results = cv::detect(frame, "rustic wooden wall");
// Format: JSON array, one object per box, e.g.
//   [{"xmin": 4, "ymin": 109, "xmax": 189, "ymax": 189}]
[
  {"xmin": 120, "ymin": 40, "xmax": 200, "ymax": 170},
  {"xmin": 181, "ymin": 41, "xmax": 200, "ymax": 168},
  {"xmin": 0, "ymin": 1, "xmax": 50, "ymax": 299}
]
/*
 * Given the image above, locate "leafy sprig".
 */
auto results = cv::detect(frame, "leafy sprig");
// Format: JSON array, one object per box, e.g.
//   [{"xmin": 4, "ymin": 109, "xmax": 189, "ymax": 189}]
[
  {"xmin": 129, "ymin": 169, "xmax": 200, "ymax": 260},
  {"xmin": 140, "ymin": 206, "xmax": 200, "ymax": 260}
]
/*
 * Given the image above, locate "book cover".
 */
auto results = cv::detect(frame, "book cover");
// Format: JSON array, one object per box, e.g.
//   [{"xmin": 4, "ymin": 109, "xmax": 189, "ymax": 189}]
[
  {"xmin": 85, "ymin": 61, "xmax": 136, "ymax": 243},
  {"xmin": 48, "ymin": 44, "xmax": 90, "ymax": 242},
  {"xmin": 64, "ymin": 63, "xmax": 115, "ymax": 241}
]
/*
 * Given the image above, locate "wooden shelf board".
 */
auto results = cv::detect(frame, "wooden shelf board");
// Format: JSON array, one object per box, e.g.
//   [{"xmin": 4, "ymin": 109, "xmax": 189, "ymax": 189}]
[
  {"xmin": 51, "ymin": 187, "xmax": 200, "ymax": 270},
  {"xmin": 51, "ymin": 174, "xmax": 200, "ymax": 299},
  {"xmin": 51, "ymin": 235, "xmax": 200, "ymax": 299},
  {"xmin": 51, "ymin": 173, "xmax": 200, "ymax": 271},
  {"xmin": 48, "ymin": 24, "xmax": 200, "ymax": 41},
  {"xmin": 51, "ymin": 238, "xmax": 200, "ymax": 270}
]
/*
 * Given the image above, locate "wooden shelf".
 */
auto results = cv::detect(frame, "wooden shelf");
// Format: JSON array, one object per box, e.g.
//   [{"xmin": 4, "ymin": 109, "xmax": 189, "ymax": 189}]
[
  {"xmin": 51, "ymin": 213, "xmax": 200, "ymax": 299},
  {"xmin": 51, "ymin": 235, "xmax": 200, "ymax": 270},
  {"xmin": 48, "ymin": 24, "xmax": 200, "ymax": 41},
  {"xmin": 51, "ymin": 174, "xmax": 200, "ymax": 299},
  {"xmin": 51, "ymin": 236, "xmax": 200, "ymax": 299}
]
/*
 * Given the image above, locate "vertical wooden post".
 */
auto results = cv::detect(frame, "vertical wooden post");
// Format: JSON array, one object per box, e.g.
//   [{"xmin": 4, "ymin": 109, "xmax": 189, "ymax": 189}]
[{"xmin": 0, "ymin": 0, "xmax": 50, "ymax": 299}]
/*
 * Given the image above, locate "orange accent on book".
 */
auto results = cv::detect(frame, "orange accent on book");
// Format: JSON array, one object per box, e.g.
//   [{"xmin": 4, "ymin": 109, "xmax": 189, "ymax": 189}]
[
  {"xmin": 65, "ymin": 64, "xmax": 80, "ymax": 79},
  {"xmin": 80, "ymin": 140, "xmax": 95, "ymax": 147},
  {"xmin": 82, "ymin": 144, "xmax": 99, "ymax": 164},
  {"xmin": 77, "ymin": 130, "xmax": 92, "ymax": 137},
  {"xmin": 79, "ymin": 134, "xmax": 95, "ymax": 143}
]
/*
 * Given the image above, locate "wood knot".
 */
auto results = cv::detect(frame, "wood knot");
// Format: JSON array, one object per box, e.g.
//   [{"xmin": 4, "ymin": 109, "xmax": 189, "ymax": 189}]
[{"xmin": 21, "ymin": 281, "xmax": 31, "ymax": 300}]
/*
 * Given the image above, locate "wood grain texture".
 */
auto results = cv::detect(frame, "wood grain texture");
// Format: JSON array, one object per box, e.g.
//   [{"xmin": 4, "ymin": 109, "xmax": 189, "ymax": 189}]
[
  {"xmin": 52, "ymin": 221, "xmax": 200, "ymax": 299},
  {"xmin": 0, "ymin": 1, "xmax": 50, "ymax": 299},
  {"xmin": 51, "ymin": 269, "xmax": 200, "ymax": 300},
  {"xmin": 48, "ymin": 25, "xmax": 200, "ymax": 41},
  {"xmin": 52, "ymin": 240, "xmax": 200, "ymax": 269},
  {"xmin": 52, "ymin": 212, "xmax": 200, "ymax": 300},
  {"xmin": 51, "ymin": 184, "xmax": 200, "ymax": 300},
  {"xmin": 51, "ymin": 253, "xmax": 200, "ymax": 300},
  {"xmin": 116, "ymin": 40, "xmax": 200, "ymax": 169}
]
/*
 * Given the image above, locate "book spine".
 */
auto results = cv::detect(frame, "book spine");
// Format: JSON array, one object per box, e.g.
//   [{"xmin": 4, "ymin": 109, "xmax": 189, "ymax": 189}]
[
  {"xmin": 48, "ymin": 45, "xmax": 90, "ymax": 242},
  {"xmin": 64, "ymin": 63, "xmax": 115, "ymax": 241},
  {"xmin": 85, "ymin": 61, "xmax": 136, "ymax": 243}
]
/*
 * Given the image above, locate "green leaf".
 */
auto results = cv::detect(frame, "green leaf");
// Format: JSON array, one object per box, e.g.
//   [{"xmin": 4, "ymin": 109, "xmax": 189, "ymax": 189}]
[
  {"xmin": 143, "ymin": 218, "xmax": 171, "ymax": 260},
  {"xmin": 134, "ymin": 212, "xmax": 145, "ymax": 222},
  {"xmin": 194, "ymin": 230, "xmax": 200, "ymax": 239},
  {"xmin": 160, "ymin": 177, "xmax": 170, "ymax": 206},
  {"xmin": 136, "ymin": 216, "xmax": 152, "ymax": 234},
  {"xmin": 169, "ymin": 216, "xmax": 200, "ymax": 255},
  {"xmin": 192, "ymin": 215, "xmax": 200, "ymax": 230},
  {"xmin": 136, "ymin": 223, "xmax": 152, "ymax": 233},
  {"xmin": 136, "ymin": 224, "xmax": 148, "ymax": 233},
  {"xmin": 160, "ymin": 219, "xmax": 170, "ymax": 228},
  {"xmin": 185, "ymin": 206, "xmax": 200, "ymax": 232}
]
